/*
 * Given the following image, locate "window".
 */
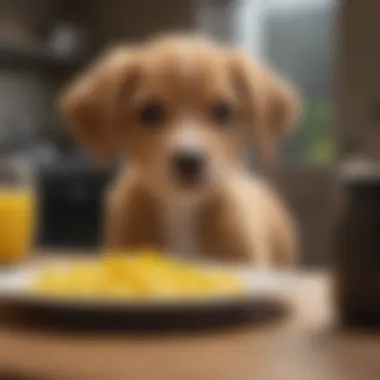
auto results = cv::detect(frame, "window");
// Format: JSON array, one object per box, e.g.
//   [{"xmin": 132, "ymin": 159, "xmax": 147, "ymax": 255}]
[
  {"xmin": 235, "ymin": 0, "xmax": 335, "ymax": 165},
  {"xmin": 232, "ymin": 0, "xmax": 337, "ymax": 266}
]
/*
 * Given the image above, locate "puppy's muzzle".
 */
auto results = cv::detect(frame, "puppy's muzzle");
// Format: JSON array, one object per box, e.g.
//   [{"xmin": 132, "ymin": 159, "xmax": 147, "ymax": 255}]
[{"xmin": 171, "ymin": 150, "xmax": 206, "ymax": 187}]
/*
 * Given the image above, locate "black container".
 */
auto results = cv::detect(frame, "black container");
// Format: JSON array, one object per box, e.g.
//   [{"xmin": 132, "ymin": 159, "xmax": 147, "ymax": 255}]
[
  {"xmin": 37, "ymin": 161, "xmax": 111, "ymax": 250},
  {"xmin": 335, "ymin": 164, "xmax": 380, "ymax": 327}
]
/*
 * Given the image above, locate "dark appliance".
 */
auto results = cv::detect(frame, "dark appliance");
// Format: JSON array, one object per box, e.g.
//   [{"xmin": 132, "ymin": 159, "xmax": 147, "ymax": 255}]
[{"xmin": 37, "ymin": 160, "xmax": 112, "ymax": 250}]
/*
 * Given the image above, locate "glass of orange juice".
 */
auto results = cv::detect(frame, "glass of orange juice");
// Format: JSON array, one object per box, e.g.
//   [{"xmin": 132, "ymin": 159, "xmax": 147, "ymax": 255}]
[{"xmin": 0, "ymin": 154, "xmax": 36, "ymax": 265}]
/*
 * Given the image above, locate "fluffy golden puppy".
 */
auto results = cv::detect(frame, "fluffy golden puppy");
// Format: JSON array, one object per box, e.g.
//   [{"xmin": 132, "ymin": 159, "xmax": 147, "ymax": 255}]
[{"xmin": 59, "ymin": 35, "xmax": 300, "ymax": 267}]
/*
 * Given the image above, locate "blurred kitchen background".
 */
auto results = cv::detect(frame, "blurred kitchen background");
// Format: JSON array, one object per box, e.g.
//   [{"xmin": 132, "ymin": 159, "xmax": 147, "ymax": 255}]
[{"xmin": 0, "ymin": 0, "xmax": 338, "ymax": 265}]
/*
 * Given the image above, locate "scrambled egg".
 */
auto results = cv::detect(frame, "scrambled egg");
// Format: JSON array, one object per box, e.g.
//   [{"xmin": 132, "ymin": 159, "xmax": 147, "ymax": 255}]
[{"xmin": 31, "ymin": 250, "xmax": 242, "ymax": 299}]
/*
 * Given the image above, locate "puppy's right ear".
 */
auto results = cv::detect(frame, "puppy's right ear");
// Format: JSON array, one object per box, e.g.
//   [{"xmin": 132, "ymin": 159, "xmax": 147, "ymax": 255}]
[
  {"xmin": 59, "ymin": 47, "xmax": 140, "ymax": 163},
  {"xmin": 229, "ymin": 51, "xmax": 300, "ymax": 164}
]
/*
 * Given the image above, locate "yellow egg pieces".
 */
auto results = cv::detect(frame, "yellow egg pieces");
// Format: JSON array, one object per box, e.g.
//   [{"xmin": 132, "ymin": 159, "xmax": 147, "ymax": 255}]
[{"xmin": 31, "ymin": 250, "xmax": 243, "ymax": 300}]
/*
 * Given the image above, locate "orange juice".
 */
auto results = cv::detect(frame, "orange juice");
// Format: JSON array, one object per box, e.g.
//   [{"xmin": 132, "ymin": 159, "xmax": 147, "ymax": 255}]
[{"xmin": 0, "ymin": 188, "xmax": 36, "ymax": 264}]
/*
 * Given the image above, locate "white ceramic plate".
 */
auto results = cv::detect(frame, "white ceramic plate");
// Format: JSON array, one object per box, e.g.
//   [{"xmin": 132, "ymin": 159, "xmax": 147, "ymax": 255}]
[
  {"xmin": 0, "ymin": 261, "xmax": 293, "ymax": 305},
  {"xmin": 0, "ymin": 259, "xmax": 296, "ymax": 329}
]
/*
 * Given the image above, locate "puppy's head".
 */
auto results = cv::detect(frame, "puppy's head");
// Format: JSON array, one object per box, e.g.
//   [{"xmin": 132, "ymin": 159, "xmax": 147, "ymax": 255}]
[{"xmin": 60, "ymin": 35, "xmax": 299, "ymax": 204}]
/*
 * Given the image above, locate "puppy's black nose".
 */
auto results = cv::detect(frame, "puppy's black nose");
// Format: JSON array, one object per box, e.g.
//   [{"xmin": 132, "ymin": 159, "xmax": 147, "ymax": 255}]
[{"xmin": 171, "ymin": 151, "xmax": 206, "ymax": 185}]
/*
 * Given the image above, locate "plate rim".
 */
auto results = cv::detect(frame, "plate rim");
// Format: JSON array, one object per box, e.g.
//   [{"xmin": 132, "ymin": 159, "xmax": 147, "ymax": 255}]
[{"xmin": 0, "ymin": 260, "xmax": 295, "ymax": 311}]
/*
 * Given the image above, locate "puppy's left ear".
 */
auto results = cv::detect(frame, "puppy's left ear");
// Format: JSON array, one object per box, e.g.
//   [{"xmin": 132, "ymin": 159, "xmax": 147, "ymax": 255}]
[{"xmin": 230, "ymin": 52, "xmax": 301, "ymax": 163}]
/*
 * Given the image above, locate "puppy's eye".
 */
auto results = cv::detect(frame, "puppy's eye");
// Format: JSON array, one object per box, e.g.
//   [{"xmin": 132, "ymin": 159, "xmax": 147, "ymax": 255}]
[
  {"xmin": 211, "ymin": 101, "xmax": 234, "ymax": 126},
  {"xmin": 139, "ymin": 101, "xmax": 166, "ymax": 126}
]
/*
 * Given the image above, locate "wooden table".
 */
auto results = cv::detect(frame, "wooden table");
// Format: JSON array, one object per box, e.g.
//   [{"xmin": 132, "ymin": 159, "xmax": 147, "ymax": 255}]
[{"xmin": 1, "ymin": 271, "xmax": 380, "ymax": 380}]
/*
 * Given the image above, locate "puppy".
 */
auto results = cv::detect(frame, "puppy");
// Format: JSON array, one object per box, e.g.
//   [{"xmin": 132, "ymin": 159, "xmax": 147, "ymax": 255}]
[{"xmin": 59, "ymin": 35, "xmax": 300, "ymax": 267}]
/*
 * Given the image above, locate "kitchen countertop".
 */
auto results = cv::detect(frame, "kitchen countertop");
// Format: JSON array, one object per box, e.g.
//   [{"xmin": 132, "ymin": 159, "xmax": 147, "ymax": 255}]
[{"xmin": 0, "ymin": 263, "xmax": 378, "ymax": 380}]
